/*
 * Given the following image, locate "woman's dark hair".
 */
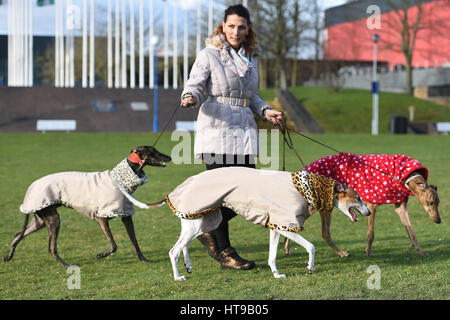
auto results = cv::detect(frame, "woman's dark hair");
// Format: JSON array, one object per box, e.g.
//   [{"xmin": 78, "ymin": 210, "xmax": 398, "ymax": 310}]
[
  {"xmin": 212, "ymin": 4, "xmax": 257, "ymax": 55},
  {"xmin": 223, "ymin": 4, "xmax": 251, "ymax": 25}
]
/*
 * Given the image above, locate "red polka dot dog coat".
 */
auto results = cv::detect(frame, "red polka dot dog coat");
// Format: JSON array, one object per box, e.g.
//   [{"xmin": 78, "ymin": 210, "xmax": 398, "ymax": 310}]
[{"xmin": 304, "ymin": 153, "xmax": 428, "ymax": 204}]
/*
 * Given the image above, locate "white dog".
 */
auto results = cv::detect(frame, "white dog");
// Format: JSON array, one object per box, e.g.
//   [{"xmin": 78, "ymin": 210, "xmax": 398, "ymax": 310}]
[{"xmin": 143, "ymin": 167, "xmax": 370, "ymax": 280}]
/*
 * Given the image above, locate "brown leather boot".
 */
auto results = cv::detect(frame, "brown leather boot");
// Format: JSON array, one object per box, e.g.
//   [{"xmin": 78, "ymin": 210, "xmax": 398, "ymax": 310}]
[
  {"xmin": 218, "ymin": 247, "xmax": 255, "ymax": 270},
  {"xmin": 197, "ymin": 232, "xmax": 221, "ymax": 262}
]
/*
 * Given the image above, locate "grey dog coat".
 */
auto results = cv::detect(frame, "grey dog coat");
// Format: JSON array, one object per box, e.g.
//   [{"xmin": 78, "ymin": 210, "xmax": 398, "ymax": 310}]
[
  {"xmin": 19, "ymin": 159, "xmax": 148, "ymax": 219},
  {"xmin": 166, "ymin": 167, "xmax": 335, "ymax": 232}
]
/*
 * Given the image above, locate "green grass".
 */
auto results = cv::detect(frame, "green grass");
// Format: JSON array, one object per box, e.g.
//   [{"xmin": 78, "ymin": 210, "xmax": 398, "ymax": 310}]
[
  {"xmin": 0, "ymin": 132, "xmax": 449, "ymax": 300},
  {"xmin": 281, "ymin": 87, "xmax": 450, "ymax": 134}
]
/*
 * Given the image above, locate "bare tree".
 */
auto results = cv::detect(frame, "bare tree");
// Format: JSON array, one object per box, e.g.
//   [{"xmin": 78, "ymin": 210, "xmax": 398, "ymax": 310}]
[{"xmin": 386, "ymin": 0, "xmax": 424, "ymax": 95}]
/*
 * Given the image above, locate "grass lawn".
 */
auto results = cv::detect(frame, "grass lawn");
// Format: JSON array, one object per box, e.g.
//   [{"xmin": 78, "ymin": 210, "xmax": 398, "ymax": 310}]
[
  {"xmin": 282, "ymin": 87, "xmax": 450, "ymax": 134},
  {"xmin": 0, "ymin": 132, "xmax": 448, "ymax": 300}
]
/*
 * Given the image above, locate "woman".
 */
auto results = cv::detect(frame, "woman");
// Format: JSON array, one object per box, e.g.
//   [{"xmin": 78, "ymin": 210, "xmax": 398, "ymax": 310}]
[{"xmin": 180, "ymin": 4, "xmax": 283, "ymax": 270}]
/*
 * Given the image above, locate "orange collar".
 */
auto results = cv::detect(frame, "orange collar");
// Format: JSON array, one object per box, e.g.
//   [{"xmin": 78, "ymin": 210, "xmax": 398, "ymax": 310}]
[{"xmin": 127, "ymin": 152, "xmax": 144, "ymax": 165}]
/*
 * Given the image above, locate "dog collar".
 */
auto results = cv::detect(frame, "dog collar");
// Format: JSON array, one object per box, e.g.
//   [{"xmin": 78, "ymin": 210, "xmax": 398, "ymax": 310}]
[
  {"xmin": 128, "ymin": 152, "xmax": 144, "ymax": 165},
  {"xmin": 111, "ymin": 159, "xmax": 148, "ymax": 194}
]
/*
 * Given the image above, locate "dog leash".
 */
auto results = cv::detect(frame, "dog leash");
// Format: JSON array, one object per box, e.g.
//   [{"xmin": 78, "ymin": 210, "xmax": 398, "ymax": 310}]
[
  {"xmin": 275, "ymin": 116, "xmax": 406, "ymax": 184},
  {"xmin": 274, "ymin": 116, "xmax": 307, "ymax": 171},
  {"xmin": 152, "ymin": 103, "xmax": 183, "ymax": 148}
]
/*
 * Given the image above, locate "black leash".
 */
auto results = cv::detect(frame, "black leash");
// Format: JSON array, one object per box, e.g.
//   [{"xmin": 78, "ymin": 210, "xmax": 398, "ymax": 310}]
[
  {"xmin": 275, "ymin": 116, "xmax": 405, "ymax": 184},
  {"xmin": 275, "ymin": 116, "xmax": 306, "ymax": 171},
  {"xmin": 152, "ymin": 103, "xmax": 182, "ymax": 147}
]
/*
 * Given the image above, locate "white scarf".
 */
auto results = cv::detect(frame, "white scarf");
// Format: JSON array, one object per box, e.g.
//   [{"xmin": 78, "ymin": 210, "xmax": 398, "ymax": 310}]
[{"xmin": 220, "ymin": 34, "xmax": 252, "ymax": 78}]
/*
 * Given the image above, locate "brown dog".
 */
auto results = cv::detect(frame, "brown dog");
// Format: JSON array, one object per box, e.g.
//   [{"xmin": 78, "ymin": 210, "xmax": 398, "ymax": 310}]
[
  {"xmin": 285, "ymin": 153, "xmax": 441, "ymax": 257},
  {"xmin": 4, "ymin": 146, "xmax": 171, "ymax": 267}
]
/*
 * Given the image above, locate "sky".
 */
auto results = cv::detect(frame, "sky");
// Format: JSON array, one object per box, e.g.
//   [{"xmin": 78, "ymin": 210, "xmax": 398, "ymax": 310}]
[{"xmin": 0, "ymin": 0, "xmax": 349, "ymax": 36}]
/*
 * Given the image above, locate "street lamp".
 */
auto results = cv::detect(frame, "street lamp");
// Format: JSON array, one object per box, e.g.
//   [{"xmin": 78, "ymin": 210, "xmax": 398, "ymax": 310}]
[
  {"xmin": 151, "ymin": 36, "xmax": 159, "ymax": 133},
  {"xmin": 371, "ymin": 33, "xmax": 380, "ymax": 136}
]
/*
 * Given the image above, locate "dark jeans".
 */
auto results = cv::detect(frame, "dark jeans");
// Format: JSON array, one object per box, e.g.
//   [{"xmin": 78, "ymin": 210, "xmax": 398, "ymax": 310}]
[{"xmin": 203, "ymin": 154, "xmax": 256, "ymax": 252}]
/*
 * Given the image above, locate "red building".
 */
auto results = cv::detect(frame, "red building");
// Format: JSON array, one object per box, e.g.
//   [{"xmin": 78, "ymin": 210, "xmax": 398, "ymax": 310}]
[{"xmin": 323, "ymin": 0, "xmax": 450, "ymax": 70}]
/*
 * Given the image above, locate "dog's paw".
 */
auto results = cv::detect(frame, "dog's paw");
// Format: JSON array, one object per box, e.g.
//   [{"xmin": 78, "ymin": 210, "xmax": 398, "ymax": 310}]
[
  {"xmin": 185, "ymin": 264, "xmax": 192, "ymax": 273},
  {"xmin": 418, "ymin": 250, "xmax": 429, "ymax": 257},
  {"xmin": 306, "ymin": 268, "xmax": 313, "ymax": 275},
  {"xmin": 175, "ymin": 275, "xmax": 187, "ymax": 281},
  {"xmin": 337, "ymin": 251, "xmax": 349, "ymax": 257},
  {"xmin": 365, "ymin": 250, "xmax": 374, "ymax": 257},
  {"xmin": 273, "ymin": 273, "xmax": 286, "ymax": 279}
]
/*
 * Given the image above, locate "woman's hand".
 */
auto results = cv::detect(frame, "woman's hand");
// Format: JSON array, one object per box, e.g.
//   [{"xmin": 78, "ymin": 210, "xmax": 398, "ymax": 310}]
[
  {"xmin": 180, "ymin": 93, "xmax": 196, "ymax": 108},
  {"xmin": 264, "ymin": 109, "xmax": 284, "ymax": 125}
]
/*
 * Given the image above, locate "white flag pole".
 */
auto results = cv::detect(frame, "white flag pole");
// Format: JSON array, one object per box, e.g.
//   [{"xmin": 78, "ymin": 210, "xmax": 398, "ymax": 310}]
[
  {"xmin": 139, "ymin": 0, "xmax": 144, "ymax": 89},
  {"xmin": 130, "ymin": 0, "xmax": 135, "ymax": 88},
  {"xmin": 107, "ymin": 0, "xmax": 113, "ymax": 88},
  {"xmin": 183, "ymin": 6, "xmax": 188, "ymax": 86},
  {"xmin": 115, "ymin": 0, "xmax": 120, "ymax": 88},
  {"xmin": 89, "ymin": 0, "xmax": 95, "ymax": 88},
  {"xmin": 163, "ymin": 0, "xmax": 168, "ymax": 89},
  {"xmin": 149, "ymin": 0, "xmax": 154, "ymax": 89},
  {"xmin": 121, "ymin": 0, "xmax": 127, "ymax": 88},
  {"xmin": 82, "ymin": 0, "xmax": 88, "ymax": 87},
  {"xmin": 173, "ymin": 2, "xmax": 177, "ymax": 89}
]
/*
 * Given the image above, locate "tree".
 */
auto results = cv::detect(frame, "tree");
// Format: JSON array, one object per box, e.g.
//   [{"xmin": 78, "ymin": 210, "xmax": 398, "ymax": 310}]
[{"xmin": 386, "ymin": 0, "xmax": 424, "ymax": 95}]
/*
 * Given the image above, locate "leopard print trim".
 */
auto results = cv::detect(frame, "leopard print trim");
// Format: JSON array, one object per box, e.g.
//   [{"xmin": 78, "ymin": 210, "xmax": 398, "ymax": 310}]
[
  {"xmin": 110, "ymin": 159, "xmax": 148, "ymax": 194},
  {"xmin": 165, "ymin": 195, "xmax": 220, "ymax": 220},
  {"xmin": 291, "ymin": 170, "xmax": 335, "ymax": 213},
  {"xmin": 265, "ymin": 220, "xmax": 304, "ymax": 232}
]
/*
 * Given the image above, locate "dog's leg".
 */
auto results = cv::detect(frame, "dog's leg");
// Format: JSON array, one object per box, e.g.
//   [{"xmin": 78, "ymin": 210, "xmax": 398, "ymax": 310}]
[
  {"xmin": 169, "ymin": 218, "xmax": 203, "ymax": 281},
  {"xmin": 365, "ymin": 203, "xmax": 378, "ymax": 257},
  {"xmin": 268, "ymin": 229, "xmax": 285, "ymax": 278},
  {"xmin": 278, "ymin": 230, "xmax": 315, "ymax": 274},
  {"xmin": 121, "ymin": 216, "xmax": 149, "ymax": 263},
  {"xmin": 4, "ymin": 213, "xmax": 45, "ymax": 262},
  {"xmin": 40, "ymin": 207, "xmax": 71, "ymax": 267},
  {"xmin": 320, "ymin": 211, "xmax": 349, "ymax": 257},
  {"xmin": 183, "ymin": 245, "xmax": 192, "ymax": 274},
  {"xmin": 96, "ymin": 218, "xmax": 117, "ymax": 259},
  {"xmin": 283, "ymin": 238, "xmax": 290, "ymax": 256},
  {"xmin": 284, "ymin": 207, "xmax": 313, "ymax": 256},
  {"xmin": 395, "ymin": 202, "xmax": 428, "ymax": 256}
]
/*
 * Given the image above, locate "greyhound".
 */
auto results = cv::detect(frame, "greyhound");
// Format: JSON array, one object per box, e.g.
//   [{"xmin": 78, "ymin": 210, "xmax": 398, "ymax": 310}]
[
  {"xmin": 284, "ymin": 153, "xmax": 441, "ymax": 257},
  {"xmin": 143, "ymin": 167, "xmax": 370, "ymax": 280},
  {"xmin": 4, "ymin": 146, "xmax": 171, "ymax": 267}
]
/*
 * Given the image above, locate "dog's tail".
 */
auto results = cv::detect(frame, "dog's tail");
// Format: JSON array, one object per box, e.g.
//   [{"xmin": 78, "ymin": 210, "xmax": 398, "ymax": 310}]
[
  {"xmin": 18, "ymin": 213, "xmax": 30, "ymax": 239},
  {"xmin": 146, "ymin": 200, "xmax": 166, "ymax": 209}
]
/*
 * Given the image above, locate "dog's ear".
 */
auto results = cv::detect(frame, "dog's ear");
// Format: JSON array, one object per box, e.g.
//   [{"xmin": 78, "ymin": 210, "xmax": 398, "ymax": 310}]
[
  {"xmin": 429, "ymin": 184, "xmax": 437, "ymax": 191},
  {"xmin": 409, "ymin": 179, "xmax": 426, "ymax": 191},
  {"xmin": 334, "ymin": 182, "xmax": 345, "ymax": 193}
]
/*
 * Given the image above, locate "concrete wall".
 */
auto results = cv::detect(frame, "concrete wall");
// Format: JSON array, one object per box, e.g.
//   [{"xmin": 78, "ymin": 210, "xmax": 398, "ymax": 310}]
[{"xmin": 0, "ymin": 87, "xmax": 197, "ymax": 132}]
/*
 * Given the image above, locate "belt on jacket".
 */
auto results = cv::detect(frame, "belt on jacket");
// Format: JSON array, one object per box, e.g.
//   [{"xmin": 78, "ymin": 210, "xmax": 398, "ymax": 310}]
[{"xmin": 208, "ymin": 96, "xmax": 248, "ymax": 107}]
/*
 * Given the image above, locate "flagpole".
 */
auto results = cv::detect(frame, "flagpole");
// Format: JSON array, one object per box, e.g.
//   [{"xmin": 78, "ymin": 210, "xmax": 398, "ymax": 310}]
[
  {"xmin": 183, "ymin": 6, "xmax": 188, "ymax": 86},
  {"xmin": 173, "ymin": 2, "xmax": 177, "ymax": 89},
  {"xmin": 115, "ymin": 0, "xmax": 120, "ymax": 88},
  {"xmin": 89, "ymin": 0, "xmax": 95, "ymax": 88},
  {"xmin": 163, "ymin": 0, "xmax": 168, "ymax": 89},
  {"xmin": 130, "ymin": 0, "xmax": 135, "ymax": 89},
  {"xmin": 107, "ymin": 0, "xmax": 113, "ymax": 88},
  {"xmin": 149, "ymin": 0, "xmax": 154, "ymax": 89},
  {"xmin": 121, "ymin": 0, "xmax": 127, "ymax": 88},
  {"xmin": 139, "ymin": 0, "xmax": 144, "ymax": 89}
]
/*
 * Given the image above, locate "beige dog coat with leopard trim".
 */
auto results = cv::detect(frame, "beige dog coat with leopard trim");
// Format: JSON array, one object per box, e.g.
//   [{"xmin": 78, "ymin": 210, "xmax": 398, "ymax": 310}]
[
  {"xmin": 19, "ymin": 159, "xmax": 148, "ymax": 219},
  {"xmin": 166, "ymin": 167, "xmax": 335, "ymax": 232}
]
